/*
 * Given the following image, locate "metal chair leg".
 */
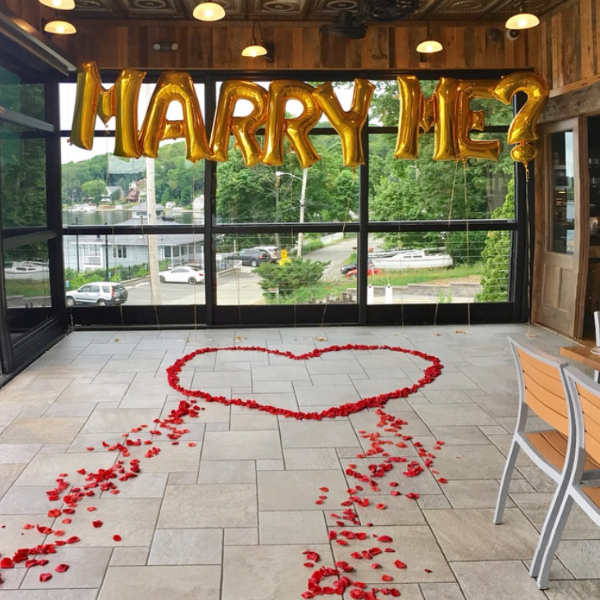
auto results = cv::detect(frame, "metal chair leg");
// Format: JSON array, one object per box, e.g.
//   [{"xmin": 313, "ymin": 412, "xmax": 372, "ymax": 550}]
[
  {"xmin": 535, "ymin": 495, "xmax": 575, "ymax": 590},
  {"xmin": 530, "ymin": 477, "xmax": 570, "ymax": 578},
  {"xmin": 494, "ymin": 439, "xmax": 520, "ymax": 525}
]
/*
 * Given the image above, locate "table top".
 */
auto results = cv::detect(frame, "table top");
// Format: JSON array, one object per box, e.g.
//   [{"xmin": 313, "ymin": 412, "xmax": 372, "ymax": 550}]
[{"xmin": 561, "ymin": 343, "xmax": 600, "ymax": 370}]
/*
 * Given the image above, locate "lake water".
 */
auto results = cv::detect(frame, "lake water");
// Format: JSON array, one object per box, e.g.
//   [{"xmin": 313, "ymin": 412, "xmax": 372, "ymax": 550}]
[{"xmin": 62, "ymin": 209, "xmax": 203, "ymax": 226}]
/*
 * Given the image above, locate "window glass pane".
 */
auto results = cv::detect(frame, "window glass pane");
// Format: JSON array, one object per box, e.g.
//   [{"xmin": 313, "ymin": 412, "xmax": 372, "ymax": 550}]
[
  {"xmin": 64, "ymin": 233, "xmax": 205, "ymax": 306},
  {"xmin": 60, "ymin": 83, "xmax": 206, "ymax": 132},
  {"xmin": 216, "ymin": 233, "xmax": 357, "ymax": 306},
  {"xmin": 368, "ymin": 79, "xmax": 512, "ymax": 127},
  {"xmin": 0, "ymin": 65, "xmax": 45, "ymax": 121},
  {"xmin": 216, "ymin": 137, "xmax": 358, "ymax": 224},
  {"xmin": 62, "ymin": 137, "xmax": 205, "ymax": 226},
  {"xmin": 550, "ymin": 130, "xmax": 575, "ymax": 254},
  {"xmin": 368, "ymin": 133, "xmax": 514, "ymax": 221},
  {"xmin": 366, "ymin": 230, "xmax": 512, "ymax": 304},
  {"xmin": 4, "ymin": 242, "xmax": 52, "ymax": 340},
  {"xmin": 0, "ymin": 123, "xmax": 47, "ymax": 229}
]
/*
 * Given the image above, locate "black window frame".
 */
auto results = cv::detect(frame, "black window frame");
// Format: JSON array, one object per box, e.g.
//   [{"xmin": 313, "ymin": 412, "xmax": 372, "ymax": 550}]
[{"xmin": 61, "ymin": 68, "xmax": 530, "ymax": 329}]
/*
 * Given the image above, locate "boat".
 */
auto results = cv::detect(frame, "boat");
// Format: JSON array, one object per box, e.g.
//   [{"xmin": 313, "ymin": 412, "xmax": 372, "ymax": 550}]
[
  {"xmin": 369, "ymin": 249, "xmax": 453, "ymax": 270},
  {"xmin": 4, "ymin": 261, "xmax": 50, "ymax": 280}
]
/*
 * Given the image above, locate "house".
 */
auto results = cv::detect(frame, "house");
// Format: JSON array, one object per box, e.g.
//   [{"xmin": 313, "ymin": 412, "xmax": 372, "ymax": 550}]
[{"xmin": 63, "ymin": 217, "xmax": 204, "ymax": 273}]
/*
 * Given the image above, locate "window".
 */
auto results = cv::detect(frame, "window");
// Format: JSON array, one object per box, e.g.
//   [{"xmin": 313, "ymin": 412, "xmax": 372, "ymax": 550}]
[{"xmin": 113, "ymin": 246, "xmax": 127, "ymax": 259}]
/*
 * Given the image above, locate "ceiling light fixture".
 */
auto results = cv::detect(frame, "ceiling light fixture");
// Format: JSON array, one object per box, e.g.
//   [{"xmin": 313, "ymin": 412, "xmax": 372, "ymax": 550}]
[
  {"xmin": 505, "ymin": 1, "xmax": 539, "ymax": 30},
  {"xmin": 416, "ymin": 22, "xmax": 443, "ymax": 60},
  {"xmin": 38, "ymin": 0, "xmax": 75, "ymax": 9},
  {"xmin": 44, "ymin": 19, "xmax": 77, "ymax": 34},
  {"xmin": 192, "ymin": 1, "xmax": 225, "ymax": 22},
  {"xmin": 242, "ymin": 21, "xmax": 274, "ymax": 62}
]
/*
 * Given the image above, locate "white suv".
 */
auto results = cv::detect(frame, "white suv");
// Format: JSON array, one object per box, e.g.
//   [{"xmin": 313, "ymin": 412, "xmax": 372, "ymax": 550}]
[{"xmin": 66, "ymin": 282, "xmax": 128, "ymax": 307}]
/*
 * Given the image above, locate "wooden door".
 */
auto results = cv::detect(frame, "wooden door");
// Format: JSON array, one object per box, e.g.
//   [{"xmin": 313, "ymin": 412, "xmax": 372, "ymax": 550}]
[{"xmin": 533, "ymin": 118, "xmax": 588, "ymax": 338}]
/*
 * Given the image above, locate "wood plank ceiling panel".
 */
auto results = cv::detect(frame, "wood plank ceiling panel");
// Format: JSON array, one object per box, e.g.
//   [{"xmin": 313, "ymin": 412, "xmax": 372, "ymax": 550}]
[{"xmin": 69, "ymin": 0, "xmax": 571, "ymax": 21}]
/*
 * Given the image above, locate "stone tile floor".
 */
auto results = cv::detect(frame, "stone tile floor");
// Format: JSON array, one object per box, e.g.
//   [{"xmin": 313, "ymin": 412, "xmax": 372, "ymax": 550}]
[{"xmin": 0, "ymin": 324, "xmax": 599, "ymax": 599}]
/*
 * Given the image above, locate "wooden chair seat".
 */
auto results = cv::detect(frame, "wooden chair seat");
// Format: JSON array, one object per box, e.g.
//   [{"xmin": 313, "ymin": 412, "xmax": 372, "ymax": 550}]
[
  {"xmin": 582, "ymin": 486, "xmax": 600, "ymax": 508},
  {"xmin": 526, "ymin": 430, "xmax": 600, "ymax": 471}
]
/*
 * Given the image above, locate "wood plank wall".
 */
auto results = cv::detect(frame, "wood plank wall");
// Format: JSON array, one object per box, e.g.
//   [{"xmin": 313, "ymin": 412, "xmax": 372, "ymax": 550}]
[
  {"xmin": 534, "ymin": 0, "xmax": 600, "ymax": 97},
  {"xmin": 2, "ymin": 1, "xmax": 536, "ymax": 73}
]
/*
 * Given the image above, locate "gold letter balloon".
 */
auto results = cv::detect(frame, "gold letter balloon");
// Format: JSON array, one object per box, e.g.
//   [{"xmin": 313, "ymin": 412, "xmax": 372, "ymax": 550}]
[
  {"xmin": 70, "ymin": 62, "xmax": 549, "ymax": 168},
  {"xmin": 313, "ymin": 79, "xmax": 374, "ymax": 168},
  {"xmin": 493, "ymin": 71, "xmax": 549, "ymax": 166},
  {"xmin": 210, "ymin": 81, "xmax": 268, "ymax": 167}
]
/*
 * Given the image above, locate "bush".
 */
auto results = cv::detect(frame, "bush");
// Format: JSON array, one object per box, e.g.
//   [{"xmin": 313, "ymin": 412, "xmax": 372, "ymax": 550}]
[
  {"xmin": 302, "ymin": 239, "xmax": 324, "ymax": 253},
  {"xmin": 255, "ymin": 257, "xmax": 330, "ymax": 297},
  {"xmin": 475, "ymin": 179, "xmax": 515, "ymax": 302}
]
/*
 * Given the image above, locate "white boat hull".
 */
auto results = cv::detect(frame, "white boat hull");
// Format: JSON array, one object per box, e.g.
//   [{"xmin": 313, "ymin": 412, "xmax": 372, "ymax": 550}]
[{"xmin": 370, "ymin": 252, "xmax": 453, "ymax": 270}]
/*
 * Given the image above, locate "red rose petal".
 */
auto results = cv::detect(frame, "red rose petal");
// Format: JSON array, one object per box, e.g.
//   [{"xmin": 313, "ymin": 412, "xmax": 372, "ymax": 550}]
[
  {"xmin": 113, "ymin": 534, "xmax": 122, "ymax": 542},
  {"xmin": 47, "ymin": 509, "xmax": 61, "ymax": 518},
  {"xmin": 0, "ymin": 557, "xmax": 14, "ymax": 569},
  {"xmin": 92, "ymin": 520, "xmax": 103, "ymax": 528},
  {"xmin": 55, "ymin": 564, "xmax": 69, "ymax": 573},
  {"xmin": 371, "ymin": 563, "xmax": 382, "ymax": 569},
  {"xmin": 437, "ymin": 478, "xmax": 448, "ymax": 484},
  {"xmin": 394, "ymin": 560, "xmax": 407, "ymax": 569},
  {"xmin": 405, "ymin": 493, "xmax": 419, "ymax": 499},
  {"xmin": 381, "ymin": 574, "xmax": 394, "ymax": 582},
  {"xmin": 39, "ymin": 573, "xmax": 52, "ymax": 582},
  {"xmin": 87, "ymin": 507, "xmax": 97, "ymax": 512}
]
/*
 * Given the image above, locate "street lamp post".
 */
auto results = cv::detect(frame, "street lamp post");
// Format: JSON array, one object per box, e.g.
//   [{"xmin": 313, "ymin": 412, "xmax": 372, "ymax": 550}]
[{"xmin": 275, "ymin": 169, "xmax": 308, "ymax": 258}]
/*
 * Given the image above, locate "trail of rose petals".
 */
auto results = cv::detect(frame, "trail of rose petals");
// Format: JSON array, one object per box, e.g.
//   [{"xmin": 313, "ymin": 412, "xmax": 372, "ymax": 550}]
[
  {"xmin": 300, "ymin": 399, "xmax": 448, "ymax": 599},
  {"xmin": 0, "ymin": 387, "xmax": 205, "ymax": 586}
]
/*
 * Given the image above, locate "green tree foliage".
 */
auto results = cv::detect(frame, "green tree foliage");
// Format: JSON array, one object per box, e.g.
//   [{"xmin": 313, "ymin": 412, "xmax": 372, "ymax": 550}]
[
  {"xmin": 62, "ymin": 141, "xmax": 204, "ymax": 207},
  {"xmin": 476, "ymin": 179, "xmax": 515, "ymax": 302},
  {"xmin": 255, "ymin": 257, "xmax": 329, "ymax": 297},
  {"xmin": 81, "ymin": 179, "xmax": 107, "ymax": 205},
  {"xmin": 368, "ymin": 80, "xmax": 515, "ymax": 265}
]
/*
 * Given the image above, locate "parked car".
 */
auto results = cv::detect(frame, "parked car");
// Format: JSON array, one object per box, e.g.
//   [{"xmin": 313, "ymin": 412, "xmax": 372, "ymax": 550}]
[
  {"xmin": 254, "ymin": 246, "xmax": 280, "ymax": 261},
  {"xmin": 340, "ymin": 261, "xmax": 376, "ymax": 276},
  {"xmin": 226, "ymin": 248, "xmax": 272, "ymax": 267},
  {"xmin": 159, "ymin": 265, "xmax": 204, "ymax": 284},
  {"xmin": 66, "ymin": 282, "xmax": 128, "ymax": 307},
  {"xmin": 345, "ymin": 265, "xmax": 380, "ymax": 278}
]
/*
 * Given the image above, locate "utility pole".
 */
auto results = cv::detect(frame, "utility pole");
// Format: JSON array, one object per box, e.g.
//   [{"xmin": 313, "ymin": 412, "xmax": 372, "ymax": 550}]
[
  {"xmin": 146, "ymin": 157, "xmax": 162, "ymax": 306},
  {"xmin": 297, "ymin": 168, "xmax": 308, "ymax": 258},
  {"xmin": 274, "ymin": 173, "xmax": 281, "ymax": 249}
]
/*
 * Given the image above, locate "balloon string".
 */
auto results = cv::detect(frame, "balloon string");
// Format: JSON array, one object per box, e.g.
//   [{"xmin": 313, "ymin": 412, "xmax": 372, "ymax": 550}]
[{"xmin": 463, "ymin": 160, "xmax": 471, "ymax": 331}]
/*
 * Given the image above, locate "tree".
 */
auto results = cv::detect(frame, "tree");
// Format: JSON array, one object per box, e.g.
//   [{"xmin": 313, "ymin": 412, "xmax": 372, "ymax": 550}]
[
  {"xmin": 81, "ymin": 179, "xmax": 107, "ymax": 205},
  {"xmin": 255, "ymin": 257, "xmax": 329, "ymax": 297},
  {"xmin": 367, "ymin": 78, "xmax": 515, "ymax": 264},
  {"xmin": 476, "ymin": 179, "xmax": 515, "ymax": 302}
]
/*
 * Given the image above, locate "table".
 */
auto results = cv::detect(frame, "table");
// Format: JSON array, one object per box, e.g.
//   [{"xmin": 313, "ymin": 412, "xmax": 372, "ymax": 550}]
[{"xmin": 560, "ymin": 343, "xmax": 600, "ymax": 371}]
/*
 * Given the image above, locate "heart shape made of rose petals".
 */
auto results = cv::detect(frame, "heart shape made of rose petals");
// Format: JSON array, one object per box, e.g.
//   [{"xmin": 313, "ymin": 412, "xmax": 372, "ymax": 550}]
[{"xmin": 167, "ymin": 344, "xmax": 443, "ymax": 420}]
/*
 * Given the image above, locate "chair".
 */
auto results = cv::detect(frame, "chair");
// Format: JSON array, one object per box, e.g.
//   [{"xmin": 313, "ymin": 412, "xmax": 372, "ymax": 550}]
[
  {"xmin": 494, "ymin": 337, "xmax": 577, "ymax": 580},
  {"xmin": 534, "ymin": 366, "xmax": 600, "ymax": 589}
]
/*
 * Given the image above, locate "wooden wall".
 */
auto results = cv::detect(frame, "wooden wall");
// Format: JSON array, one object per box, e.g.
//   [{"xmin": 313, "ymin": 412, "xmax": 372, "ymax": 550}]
[
  {"xmin": 2, "ymin": 1, "xmax": 537, "ymax": 72},
  {"xmin": 534, "ymin": 0, "xmax": 600, "ymax": 97}
]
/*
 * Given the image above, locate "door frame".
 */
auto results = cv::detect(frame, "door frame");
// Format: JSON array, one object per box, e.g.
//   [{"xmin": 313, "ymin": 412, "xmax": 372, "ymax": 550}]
[{"xmin": 533, "ymin": 116, "xmax": 588, "ymax": 338}]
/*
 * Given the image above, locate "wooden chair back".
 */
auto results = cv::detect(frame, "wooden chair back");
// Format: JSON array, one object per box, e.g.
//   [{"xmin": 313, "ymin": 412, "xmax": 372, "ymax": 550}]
[{"xmin": 515, "ymin": 343, "xmax": 570, "ymax": 436}]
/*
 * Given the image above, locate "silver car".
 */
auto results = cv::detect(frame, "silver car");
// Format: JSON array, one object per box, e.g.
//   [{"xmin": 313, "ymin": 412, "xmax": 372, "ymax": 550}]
[{"xmin": 66, "ymin": 282, "xmax": 128, "ymax": 307}]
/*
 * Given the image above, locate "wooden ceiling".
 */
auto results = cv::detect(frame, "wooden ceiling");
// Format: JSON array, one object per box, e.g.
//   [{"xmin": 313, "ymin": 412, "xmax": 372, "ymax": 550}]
[{"xmin": 69, "ymin": 0, "xmax": 567, "ymax": 23}]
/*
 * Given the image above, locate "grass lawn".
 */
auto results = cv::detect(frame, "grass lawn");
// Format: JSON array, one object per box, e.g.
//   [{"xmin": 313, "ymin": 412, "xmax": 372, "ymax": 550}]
[{"xmin": 265, "ymin": 263, "xmax": 484, "ymax": 305}]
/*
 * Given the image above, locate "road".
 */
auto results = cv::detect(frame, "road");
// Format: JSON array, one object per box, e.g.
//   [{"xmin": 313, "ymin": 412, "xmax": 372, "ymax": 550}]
[{"xmin": 122, "ymin": 238, "xmax": 359, "ymax": 306}]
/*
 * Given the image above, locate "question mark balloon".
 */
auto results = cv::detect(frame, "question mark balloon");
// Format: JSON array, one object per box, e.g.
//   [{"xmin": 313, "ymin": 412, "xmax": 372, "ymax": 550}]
[{"xmin": 494, "ymin": 72, "xmax": 549, "ymax": 166}]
